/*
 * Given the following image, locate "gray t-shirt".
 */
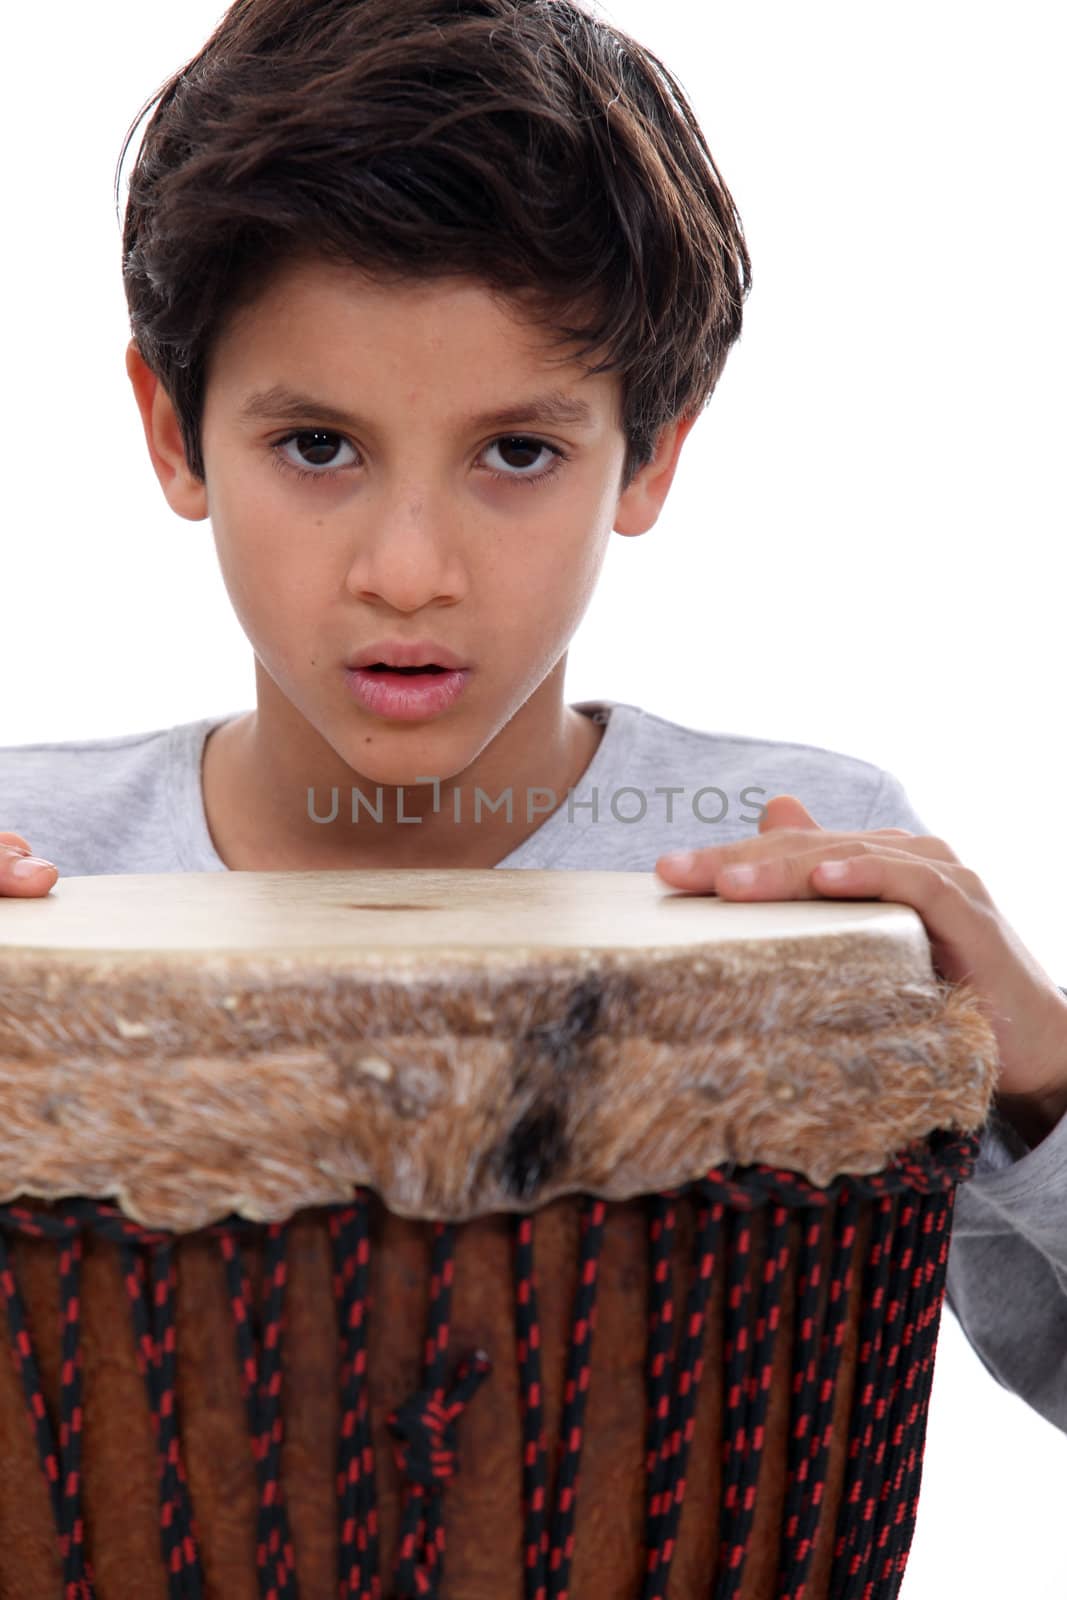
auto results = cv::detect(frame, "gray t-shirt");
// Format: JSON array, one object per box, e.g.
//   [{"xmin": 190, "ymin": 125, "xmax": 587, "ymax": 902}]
[{"xmin": 3, "ymin": 697, "xmax": 1065, "ymax": 1433}]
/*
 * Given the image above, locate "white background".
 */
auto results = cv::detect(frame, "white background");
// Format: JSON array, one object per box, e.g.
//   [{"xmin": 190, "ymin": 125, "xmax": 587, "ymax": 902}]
[{"xmin": 2, "ymin": 2, "xmax": 1065, "ymax": 1594}]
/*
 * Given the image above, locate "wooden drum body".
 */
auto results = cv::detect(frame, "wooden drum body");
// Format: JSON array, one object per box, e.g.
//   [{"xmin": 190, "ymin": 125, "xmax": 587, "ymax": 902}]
[{"xmin": 0, "ymin": 869, "xmax": 999, "ymax": 1600}]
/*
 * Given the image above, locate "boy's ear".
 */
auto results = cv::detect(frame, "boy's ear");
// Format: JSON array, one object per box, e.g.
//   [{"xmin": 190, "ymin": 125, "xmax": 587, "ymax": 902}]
[
  {"xmin": 125, "ymin": 339, "xmax": 209, "ymax": 522},
  {"xmin": 613, "ymin": 410, "xmax": 700, "ymax": 537}
]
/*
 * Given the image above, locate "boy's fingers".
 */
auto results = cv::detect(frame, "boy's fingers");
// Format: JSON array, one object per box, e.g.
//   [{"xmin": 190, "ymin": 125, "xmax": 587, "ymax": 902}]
[
  {"xmin": 0, "ymin": 838, "xmax": 59, "ymax": 896},
  {"xmin": 0, "ymin": 832, "xmax": 34, "ymax": 853}
]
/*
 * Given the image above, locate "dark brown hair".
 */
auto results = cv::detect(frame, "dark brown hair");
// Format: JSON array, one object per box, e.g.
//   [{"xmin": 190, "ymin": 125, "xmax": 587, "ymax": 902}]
[{"xmin": 117, "ymin": 0, "xmax": 751, "ymax": 493}]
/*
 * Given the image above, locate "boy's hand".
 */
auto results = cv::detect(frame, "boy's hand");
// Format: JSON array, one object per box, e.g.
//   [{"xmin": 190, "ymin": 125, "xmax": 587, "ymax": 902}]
[
  {"xmin": 0, "ymin": 833, "xmax": 59, "ymax": 896},
  {"xmin": 656, "ymin": 795, "xmax": 1067, "ymax": 1143}
]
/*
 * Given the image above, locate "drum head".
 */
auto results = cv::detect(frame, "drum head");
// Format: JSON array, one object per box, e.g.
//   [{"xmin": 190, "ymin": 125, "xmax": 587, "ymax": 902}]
[{"xmin": 0, "ymin": 870, "xmax": 997, "ymax": 1227}]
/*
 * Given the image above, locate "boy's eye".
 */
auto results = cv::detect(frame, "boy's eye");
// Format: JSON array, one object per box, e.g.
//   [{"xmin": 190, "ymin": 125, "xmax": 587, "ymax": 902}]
[
  {"xmin": 271, "ymin": 429, "xmax": 569, "ymax": 486},
  {"xmin": 281, "ymin": 430, "xmax": 355, "ymax": 470}
]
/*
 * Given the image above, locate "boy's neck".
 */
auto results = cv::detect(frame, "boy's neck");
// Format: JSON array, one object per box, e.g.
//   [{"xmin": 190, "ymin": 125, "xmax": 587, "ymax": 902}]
[{"xmin": 201, "ymin": 694, "xmax": 605, "ymax": 872}]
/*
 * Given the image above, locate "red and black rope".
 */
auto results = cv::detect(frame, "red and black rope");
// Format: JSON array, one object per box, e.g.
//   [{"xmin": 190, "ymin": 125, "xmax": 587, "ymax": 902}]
[
  {"xmin": 329, "ymin": 1198, "xmax": 380, "ymax": 1600},
  {"xmin": 218, "ymin": 1222, "xmax": 296, "ymax": 1596},
  {"xmin": 546, "ymin": 1197, "xmax": 607, "ymax": 1598},
  {"xmin": 55, "ymin": 1232, "xmax": 92, "ymax": 1598},
  {"xmin": 777, "ymin": 1188, "xmax": 862, "ymax": 1597},
  {"xmin": 887, "ymin": 1183, "xmax": 959, "ymax": 1591},
  {"xmin": 722, "ymin": 1201, "xmax": 793, "ymax": 1598},
  {"xmin": 115, "ymin": 1235, "xmax": 203, "ymax": 1597},
  {"xmin": 641, "ymin": 1187, "xmax": 724, "ymax": 1599},
  {"xmin": 0, "ymin": 1219, "xmax": 94, "ymax": 1599},
  {"xmin": 0, "ymin": 1130, "xmax": 978, "ymax": 1600},
  {"xmin": 514, "ymin": 1212, "xmax": 549, "ymax": 1594},
  {"xmin": 513, "ymin": 1196, "xmax": 608, "ymax": 1600},
  {"xmin": 859, "ymin": 1192, "xmax": 923, "ymax": 1598},
  {"xmin": 387, "ymin": 1220, "xmax": 491, "ymax": 1598}
]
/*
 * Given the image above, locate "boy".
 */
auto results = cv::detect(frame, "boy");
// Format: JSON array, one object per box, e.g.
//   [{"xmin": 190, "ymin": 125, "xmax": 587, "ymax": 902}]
[{"xmin": 2, "ymin": 0, "xmax": 1065, "ymax": 1453}]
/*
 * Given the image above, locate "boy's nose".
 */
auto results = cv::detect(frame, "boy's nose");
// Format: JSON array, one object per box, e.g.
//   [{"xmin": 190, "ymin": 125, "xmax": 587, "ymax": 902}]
[{"xmin": 343, "ymin": 523, "xmax": 468, "ymax": 613}]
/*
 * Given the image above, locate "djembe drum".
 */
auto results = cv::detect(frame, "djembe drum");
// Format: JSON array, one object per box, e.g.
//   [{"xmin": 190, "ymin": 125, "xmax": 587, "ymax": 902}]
[{"xmin": 0, "ymin": 869, "xmax": 998, "ymax": 1600}]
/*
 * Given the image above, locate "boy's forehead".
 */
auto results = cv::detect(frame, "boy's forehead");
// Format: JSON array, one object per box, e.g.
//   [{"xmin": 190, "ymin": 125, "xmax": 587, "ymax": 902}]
[
  {"xmin": 211, "ymin": 253, "xmax": 620, "ymax": 417},
  {"xmin": 235, "ymin": 253, "xmax": 579, "ymax": 349}
]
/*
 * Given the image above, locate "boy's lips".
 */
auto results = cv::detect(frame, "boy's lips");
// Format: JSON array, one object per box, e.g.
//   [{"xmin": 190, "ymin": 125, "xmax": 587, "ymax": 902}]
[
  {"xmin": 345, "ymin": 638, "xmax": 470, "ymax": 671},
  {"xmin": 343, "ymin": 663, "xmax": 472, "ymax": 720}
]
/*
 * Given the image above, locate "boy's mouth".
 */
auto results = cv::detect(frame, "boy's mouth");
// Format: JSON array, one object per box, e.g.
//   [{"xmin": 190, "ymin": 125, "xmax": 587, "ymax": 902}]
[
  {"xmin": 345, "ymin": 640, "xmax": 470, "ymax": 673},
  {"xmin": 366, "ymin": 663, "xmax": 447, "ymax": 675},
  {"xmin": 343, "ymin": 658, "xmax": 473, "ymax": 719}
]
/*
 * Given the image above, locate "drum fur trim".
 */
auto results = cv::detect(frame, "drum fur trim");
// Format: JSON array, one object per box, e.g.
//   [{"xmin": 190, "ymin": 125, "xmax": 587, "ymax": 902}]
[{"xmin": 0, "ymin": 942, "xmax": 999, "ymax": 1230}]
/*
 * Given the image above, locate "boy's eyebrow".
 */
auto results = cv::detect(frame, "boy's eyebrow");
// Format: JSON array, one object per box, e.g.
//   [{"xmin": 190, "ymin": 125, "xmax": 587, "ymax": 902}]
[{"xmin": 237, "ymin": 384, "xmax": 596, "ymax": 434}]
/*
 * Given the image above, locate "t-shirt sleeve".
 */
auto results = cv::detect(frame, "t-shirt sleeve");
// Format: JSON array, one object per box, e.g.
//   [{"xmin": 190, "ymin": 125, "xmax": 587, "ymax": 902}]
[
  {"xmin": 861, "ymin": 767, "xmax": 932, "ymax": 833},
  {"xmin": 944, "ymin": 1092, "xmax": 1067, "ymax": 1434}
]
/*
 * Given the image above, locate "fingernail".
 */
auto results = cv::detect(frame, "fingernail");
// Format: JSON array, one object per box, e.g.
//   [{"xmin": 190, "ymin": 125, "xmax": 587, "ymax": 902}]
[
  {"xmin": 661, "ymin": 851, "xmax": 696, "ymax": 872},
  {"xmin": 10, "ymin": 857, "xmax": 56, "ymax": 879}
]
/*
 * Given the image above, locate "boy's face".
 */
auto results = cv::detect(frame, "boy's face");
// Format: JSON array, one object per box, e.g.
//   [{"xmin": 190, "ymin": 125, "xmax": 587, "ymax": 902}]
[{"xmin": 129, "ymin": 254, "xmax": 695, "ymax": 800}]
